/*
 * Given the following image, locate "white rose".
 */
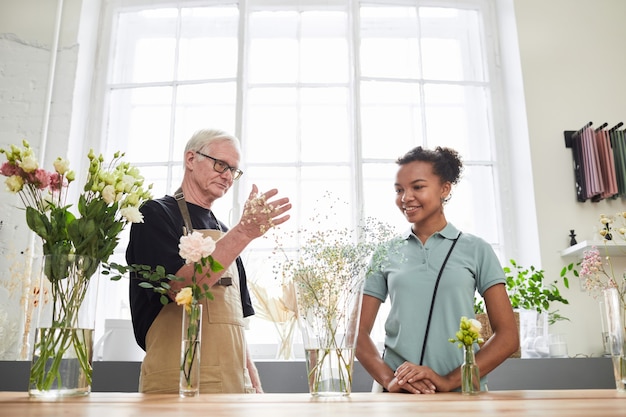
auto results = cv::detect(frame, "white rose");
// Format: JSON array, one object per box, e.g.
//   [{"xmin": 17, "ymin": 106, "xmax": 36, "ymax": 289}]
[
  {"xmin": 5, "ymin": 175, "xmax": 24, "ymax": 192},
  {"xmin": 179, "ymin": 231, "xmax": 216, "ymax": 264},
  {"xmin": 19, "ymin": 155, "xmax": 38, "ymax": 173},
  {"xmin": 468, "ymin": 318, "xmax": 482, "ymax": 333},
  {"xmin": 53, "ymin": 157, "xmax": 70, "ymax": 175},
  {"xmin": 102, "ymin": 185, "xmax": 116, "ymax": 204},
  {"xmin": 120, "ymin": 206, "xmax": 144, "ymax": 223}
]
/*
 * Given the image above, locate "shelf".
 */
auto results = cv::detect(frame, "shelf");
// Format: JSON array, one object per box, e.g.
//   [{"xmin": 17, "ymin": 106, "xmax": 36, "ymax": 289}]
[{"xmin": 560, "ymin": 239, "xmax": 626, "ymax": 258}]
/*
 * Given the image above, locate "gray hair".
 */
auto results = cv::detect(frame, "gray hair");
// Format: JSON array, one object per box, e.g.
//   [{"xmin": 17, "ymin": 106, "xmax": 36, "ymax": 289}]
[{"xmin": 184, "ymin": 129, "xmax": 241, "ymax": 155}]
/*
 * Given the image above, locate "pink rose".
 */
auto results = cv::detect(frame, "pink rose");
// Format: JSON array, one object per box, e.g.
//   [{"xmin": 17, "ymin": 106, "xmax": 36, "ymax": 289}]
[
  {"xmin": 29, "ymin": 169, "xmax": 51, "ymax": 189},
  {"xmin": 0, "ymin": 162, "xmax": 19, "ymax": 177}
]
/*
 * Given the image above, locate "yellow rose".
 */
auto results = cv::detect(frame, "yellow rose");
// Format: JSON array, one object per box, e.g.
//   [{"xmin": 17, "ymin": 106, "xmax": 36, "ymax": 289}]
[{"xmin": 175, "ymin": 287, "xmax": 193, "ymax": 307}]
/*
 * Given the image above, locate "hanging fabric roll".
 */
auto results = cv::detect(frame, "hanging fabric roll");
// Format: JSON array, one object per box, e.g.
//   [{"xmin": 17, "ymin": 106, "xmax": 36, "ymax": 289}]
[
  {"xmin": 612, "ymin": 129, "xmax": 626, "ymax": 197},
  {"xmin": 594, "ymin": 126, "xmax": 618, "ymax": 199},
  {"xmin": 565, "ymin": 122, "xmax": 625, "ymax": 202}
]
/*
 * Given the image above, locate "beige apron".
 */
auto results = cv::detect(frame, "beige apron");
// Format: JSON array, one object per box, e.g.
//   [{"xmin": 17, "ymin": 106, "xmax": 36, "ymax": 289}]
[{"xmin": 138, "ymin": 228, "xmax": 255, "ymax": 394}]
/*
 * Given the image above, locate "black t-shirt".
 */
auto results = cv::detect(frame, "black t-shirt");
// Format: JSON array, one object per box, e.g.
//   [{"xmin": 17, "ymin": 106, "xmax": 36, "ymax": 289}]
[{"xmin": 126, "ymin": 195, "xmax": 254, "ymax": 350}]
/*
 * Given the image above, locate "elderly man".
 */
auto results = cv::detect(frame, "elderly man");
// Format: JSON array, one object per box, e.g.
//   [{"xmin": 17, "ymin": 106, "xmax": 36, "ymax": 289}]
[{"xmin": 127, "ymin": 129, "xmax": 291, "ymax": 394}]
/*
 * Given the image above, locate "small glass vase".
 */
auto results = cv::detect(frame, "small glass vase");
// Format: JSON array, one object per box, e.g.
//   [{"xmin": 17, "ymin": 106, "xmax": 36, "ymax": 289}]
[
  {"xmin": 461, "ymin": 345, "xmax": 481, "ymax": 395},
  {"xmin": 180, "ymin": 303, "xmax": 202, "ymax": 397},
  {"xmin": 29, "ymin": 254, "xmax": 100, "ymax": 398}
]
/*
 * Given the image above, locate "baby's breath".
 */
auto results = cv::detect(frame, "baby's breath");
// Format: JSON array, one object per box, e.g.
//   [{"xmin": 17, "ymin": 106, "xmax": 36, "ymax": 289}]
[
  {"xmin": 243, "ymin": 193, "xmax": 275, "ymax": 234},
  {"xmin": 272, "ymin": 194, "xmax": 406, "ymax": 335},
  {"xmin": 271, "ymin": 193, "xmax": 405, "ymax": 392}
]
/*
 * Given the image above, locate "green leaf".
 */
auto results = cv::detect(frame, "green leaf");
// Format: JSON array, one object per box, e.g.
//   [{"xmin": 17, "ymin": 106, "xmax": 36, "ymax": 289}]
[{"xmin": 25, "ymin": 206, "xmax": 51, "ymax": 239}]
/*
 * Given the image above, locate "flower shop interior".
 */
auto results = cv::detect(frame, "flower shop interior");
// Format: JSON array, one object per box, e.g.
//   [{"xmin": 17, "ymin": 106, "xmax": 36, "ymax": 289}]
[{"xmin": 1, "ymin": 0, "xmax": 626, "ymax": 396}]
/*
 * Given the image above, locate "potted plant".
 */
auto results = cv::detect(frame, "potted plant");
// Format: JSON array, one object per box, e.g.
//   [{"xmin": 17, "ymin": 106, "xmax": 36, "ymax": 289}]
[{"xmin": 474, "ymin": 259, "xmax": 577, "ymax": 358}]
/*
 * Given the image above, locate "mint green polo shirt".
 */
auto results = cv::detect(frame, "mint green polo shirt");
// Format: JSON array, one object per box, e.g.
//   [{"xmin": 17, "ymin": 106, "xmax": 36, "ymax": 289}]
[{"xmin": 364, "ymin": 223, "xmax": 505, "ymax": 390}]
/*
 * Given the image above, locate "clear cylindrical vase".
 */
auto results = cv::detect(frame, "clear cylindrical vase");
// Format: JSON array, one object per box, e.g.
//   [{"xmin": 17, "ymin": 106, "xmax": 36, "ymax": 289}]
[
  {"xmin": 180, "ymin": 303, "xmax": 202, "ymax": 397},
  {"xmin": 29, "ymin": 254, "xmax": 100, "ymax": 398},
  {"xmin": 602, "ymin": 288, "xmax": 626, "ymax": 391},
  {"xmin": 461, "ymin": 345, "xmax": 481, "ymax": 395},
  {"xmin": 294, "ymin": 271, "xmax": 365, "ymax": 397}
]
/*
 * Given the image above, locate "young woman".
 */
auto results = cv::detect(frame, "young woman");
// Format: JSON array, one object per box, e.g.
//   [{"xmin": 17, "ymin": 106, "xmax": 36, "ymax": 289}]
[{"xmin": 356, "ymin": 146, "xmax": 518, "ymax": 394}]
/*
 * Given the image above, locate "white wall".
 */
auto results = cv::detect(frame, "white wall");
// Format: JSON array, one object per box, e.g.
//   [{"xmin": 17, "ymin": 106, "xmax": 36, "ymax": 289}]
[{"xmin": 513, "ymin": 0, "xmax": 626, "ymax": 356}]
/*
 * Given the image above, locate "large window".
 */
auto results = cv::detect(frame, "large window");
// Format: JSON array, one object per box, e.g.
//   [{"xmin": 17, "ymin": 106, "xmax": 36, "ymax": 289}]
[{"xmin": 92, "ymin": 0, "xmax": 508, "ymax": 358}]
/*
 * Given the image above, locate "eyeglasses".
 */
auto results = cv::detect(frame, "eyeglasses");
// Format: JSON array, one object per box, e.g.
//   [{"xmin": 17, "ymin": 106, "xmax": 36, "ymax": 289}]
[{"xmin": 196, "ymin": 151, "xmax": 243, "ymax": 180}]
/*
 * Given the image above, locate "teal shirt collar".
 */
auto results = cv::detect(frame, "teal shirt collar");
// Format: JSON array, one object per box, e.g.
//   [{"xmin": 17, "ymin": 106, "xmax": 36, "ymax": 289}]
[{"xmin": 401, "ymin": 222, "xmax": 461, "ymax": 241}]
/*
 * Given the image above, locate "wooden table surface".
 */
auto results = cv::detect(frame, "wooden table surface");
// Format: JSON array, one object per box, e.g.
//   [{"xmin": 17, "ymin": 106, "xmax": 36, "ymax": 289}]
[{"xmin": 0, "ymin": 390, "xmax": 624, "ymax": 417}]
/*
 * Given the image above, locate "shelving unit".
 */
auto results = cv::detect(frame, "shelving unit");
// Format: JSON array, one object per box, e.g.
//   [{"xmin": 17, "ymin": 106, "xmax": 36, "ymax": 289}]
[{"xmin": 560, "ymin": 240, "xmax": 626, "ymax": 258}]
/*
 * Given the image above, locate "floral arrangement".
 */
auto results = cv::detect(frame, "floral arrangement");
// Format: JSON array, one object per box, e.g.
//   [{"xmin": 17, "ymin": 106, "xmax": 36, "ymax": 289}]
[
  {"xmin": 449, "ymin": 316, "xmax": 483, "ymax": 394},
  {"xmin": 249, "ymin": 278, "xmax": 298, "ymax": 360},
  {"xmin": 0, "ymin": 139, "xmax": 152, "ymax": 392},
  {"xmin": 449, "ymin": 316, "xmax": 484, "ymax": 348},
  {"xmin": 122, "ymin": 230, "xmax": 223, "ymax": 393},
  {"xmin": 274, "ymin": 196, "xmax": 405, "ymax": 394},
  {"xmin": 175, "ymin": 231, "xmax": 222, "ymax": 392},
  {"xmin": 579, "ymin": 213, "xmax": 626, "ymax": 304}
]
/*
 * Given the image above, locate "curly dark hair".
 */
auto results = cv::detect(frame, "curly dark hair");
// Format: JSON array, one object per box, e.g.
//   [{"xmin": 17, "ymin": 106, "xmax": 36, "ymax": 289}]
[{"xmin": 396, "ymin": 146, "xmax": 463, "ymax": 185}]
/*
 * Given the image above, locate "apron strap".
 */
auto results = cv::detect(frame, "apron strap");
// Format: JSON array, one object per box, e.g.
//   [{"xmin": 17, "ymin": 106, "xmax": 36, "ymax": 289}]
[{"xmin": 174, "ymin": 187, "xmax": 194, "ymax": 235}]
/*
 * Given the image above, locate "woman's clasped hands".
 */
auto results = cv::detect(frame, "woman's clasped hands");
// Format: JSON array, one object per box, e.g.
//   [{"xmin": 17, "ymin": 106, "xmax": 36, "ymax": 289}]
[{"xmin": 390, "ymin": 361, "xmax": 449, "ymax": 394}]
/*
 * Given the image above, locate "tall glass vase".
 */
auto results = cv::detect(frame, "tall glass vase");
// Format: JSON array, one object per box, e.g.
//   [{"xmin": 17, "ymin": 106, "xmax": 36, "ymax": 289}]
[
  {"xmin": 602, "ymin": 288, "xmax": 626, "ymax": 391},
  {"xmin": 29, "ymin": 254, "xmax": 100, "ymax": 398},
  {"xmin": 461, "ymin": 345, "xmax": 481, "ymax": 395},
  {"xmin": 294, "ymin": 272, "xmax": 365, "ymax": 397},
  {"xmin": 180, "ymin": 303, "xmax": 202, "ymax": 397}
]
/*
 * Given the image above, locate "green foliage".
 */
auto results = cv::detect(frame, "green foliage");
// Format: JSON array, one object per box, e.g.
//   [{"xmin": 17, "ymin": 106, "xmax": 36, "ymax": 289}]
[
  {"xmin": 474, "ymin": 259, "xmax": 578, "ymax": 325},
  {"xmin": 104, "ymin": 262, "xmax": 184, "ymax": 306}
]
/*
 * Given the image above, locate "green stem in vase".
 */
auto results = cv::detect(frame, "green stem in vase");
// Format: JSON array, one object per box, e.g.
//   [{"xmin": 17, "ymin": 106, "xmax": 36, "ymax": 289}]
[
  {"xmin": 181, "ymin": 304, "xmax": 201, "ymax": 388},
  {"xmin": 30, "ymin": 256, "xmax": 95, "ymax": 391},
  {"xmin": 299, "ymin": 275, "xmax": 360, "ymax": 393}
]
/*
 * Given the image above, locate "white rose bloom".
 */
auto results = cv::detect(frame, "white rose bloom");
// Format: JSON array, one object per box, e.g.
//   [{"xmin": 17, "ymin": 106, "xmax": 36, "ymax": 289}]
[
  {"xmin": 469, "ymin": 318, "xmax": 482, "ymax": 332},
  {"xmin": 19, "ymin": 155, "xmax": 38, "ymax": 173},
  {"xmin": 5, "ymin": 175, "xmax": 24, "ymax": 192},
  {"xmin": 53, "ymin": 157, "xmax": 70, "ymax": 175},
  {"xmin": 102, "ymin": 185, "xmax": 116, "ymax": 204},
  {"xmin": 120, "ymin": 206, "xmax": 144, "ymax": 223},
  {"xmin": 122, "ymin": 174, "xmax": 136, "ymax": 192},
  {"xmin": 179, "ymin": 231, "xmax": 216, "ymax": 263}
]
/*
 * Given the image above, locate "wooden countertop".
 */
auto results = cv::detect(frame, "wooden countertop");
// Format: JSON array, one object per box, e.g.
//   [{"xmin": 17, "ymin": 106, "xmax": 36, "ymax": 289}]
[{"xmin": 1, "ymin": 390, "xmax": 624, "ymax": 417}]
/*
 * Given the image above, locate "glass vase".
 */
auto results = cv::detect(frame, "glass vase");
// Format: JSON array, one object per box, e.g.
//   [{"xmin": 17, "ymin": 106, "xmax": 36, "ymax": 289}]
[
  {"xmin": 275, "ymin": 318, "xmax": 297, "ymax": 360},
  {"xmin": 180, "ymin": 303, "xmax": 202, "ymax": 397},
  {"xmin": 602, "ymin": 288, "xmax": 626, "ymax": 391},
  {"xmin": 461, "ymin": 345, "xmax": 481, "ymax": 395},
  {"xmin": 294, "ymin": 272, "xmax": 365, "ymax": 397},
  {"xmin": 28, "ymin": 254, "xmax": 100, "ymax": 398}
]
